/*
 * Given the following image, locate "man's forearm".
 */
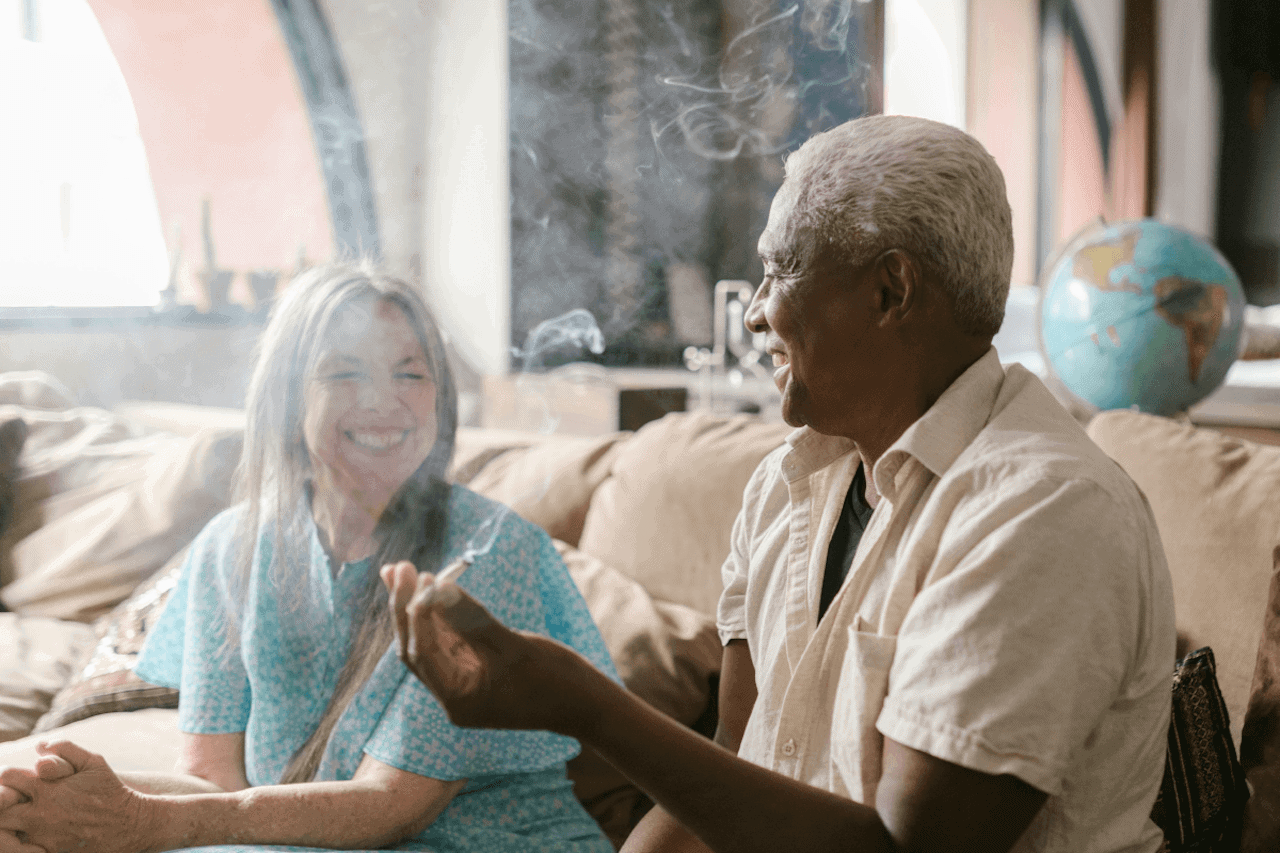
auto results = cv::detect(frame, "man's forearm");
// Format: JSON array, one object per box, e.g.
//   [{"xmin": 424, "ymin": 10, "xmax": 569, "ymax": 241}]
[{"xmin": 567, "ymin": 661, "xmax": 894, "ymax": 853}]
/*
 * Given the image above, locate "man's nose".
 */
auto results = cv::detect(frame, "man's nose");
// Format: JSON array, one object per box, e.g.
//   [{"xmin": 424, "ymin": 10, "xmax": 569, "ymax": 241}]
[{"xmin": 744, "ymin": 283, "xmax": 769, "ymax": 334}]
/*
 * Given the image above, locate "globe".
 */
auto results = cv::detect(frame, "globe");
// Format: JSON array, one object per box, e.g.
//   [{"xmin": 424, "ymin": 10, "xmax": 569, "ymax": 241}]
[{"xmin": 1039, "ymin": 219, "xmax": 1247, "ymax": 417}]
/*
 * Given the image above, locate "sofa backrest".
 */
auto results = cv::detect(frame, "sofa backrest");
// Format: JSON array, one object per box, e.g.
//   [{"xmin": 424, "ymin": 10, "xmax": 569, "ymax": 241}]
[
  {"xmin": 575, "ymin": 411, "xmax": 792, "ymax": 616},
  {"xmin": 1087, "ymin": 410, "xmax": 1280, "ymax": 745}
]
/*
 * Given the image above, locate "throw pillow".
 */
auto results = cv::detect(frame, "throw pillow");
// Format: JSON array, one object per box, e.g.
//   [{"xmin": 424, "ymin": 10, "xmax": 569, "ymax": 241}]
[
  {"xmin": 0, "ymin": 371, "xmax": 75, "ymax": 411},
  {"xmin": 0, "ymin": 418, "xmax": 28, "ymax": 585},
  {"xmin": 577, "ymin": 411, "xmax": 791, "ymax": 615},
  {"xmin": 1150, "ymin": 647, "xmax": 1249, "ymax": 853},
  {"xmin": 1240, "ymin": 545, "xmax": 1280, "ymax": 853},
  {"xmin": 1086, "ymin": 411, "xmax": 1280, "ymax": 744},
  {"xmin": 0, "ymin": 613, "xmax": 95, "ymax": 741},
  {"xmin": 2, "ymin": 426, "xmax": 241, "ymax": 622},
  {"xmin": 33, "ymin": 549, "xmax": 185, "ymax": 733}
]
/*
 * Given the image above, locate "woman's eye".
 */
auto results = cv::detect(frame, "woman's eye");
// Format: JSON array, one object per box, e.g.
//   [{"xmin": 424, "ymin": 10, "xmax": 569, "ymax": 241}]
[
  {"xmin": 396, "ymin": 372, "xmax": 428, "ymax": 381},
  {"xmin": 326, "ymin": 371, "xmax": 363, "ymax": 381}
]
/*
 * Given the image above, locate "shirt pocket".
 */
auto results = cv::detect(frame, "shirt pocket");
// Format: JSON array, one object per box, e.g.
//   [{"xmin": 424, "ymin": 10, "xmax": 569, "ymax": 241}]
[{"xmin": 830, "ymin": 628, "xmax": 897, "ymax": 804}]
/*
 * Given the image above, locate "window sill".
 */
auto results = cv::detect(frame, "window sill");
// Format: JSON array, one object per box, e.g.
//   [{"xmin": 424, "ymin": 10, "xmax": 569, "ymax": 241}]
[{"xmin": 0, "ymin": 305, "xmax": 266, "ymax": 330}]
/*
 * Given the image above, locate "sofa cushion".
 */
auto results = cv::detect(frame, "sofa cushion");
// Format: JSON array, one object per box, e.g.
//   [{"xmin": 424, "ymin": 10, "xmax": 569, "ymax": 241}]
[
  {"xmin": 0, "ymin": 614, "xmax": 95, "ymax": 742},
  {"xmin": 1240, "ymin": 546, "xmax": 1280, "ymax": 853},
  {"xmin": 0, "ymin": 404, "xmax": 156, "ymax": 587},
  {"xmin": 557, "ymin": 539, "xmax": 722, "ymax": 847},
  {"xmin": 1086, "ymin": 410, "xmax": 1280, "ymax": 744},
  {"xmin": 458, "ymin": 431, "xmax": 628, "ymax": 548},
  {"xmin": 1, "ymin": 425, "xmax": 241, "ymax": 622},
  {"xmin": 578, "ymin": 412, "xmax": 791, "ymax": 615},
  {"xmin": 0, "ymin": 708, "xmax": 180, "ymax": 772},
  {"xmin": 557, "ymin": 540, "xmax": 721, "ymax": 726}
]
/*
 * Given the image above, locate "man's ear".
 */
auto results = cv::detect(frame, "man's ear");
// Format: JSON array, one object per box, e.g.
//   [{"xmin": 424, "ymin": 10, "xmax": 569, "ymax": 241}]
[{"xmin": 874, "ymin": 249, "xmax": 919, "ymax": 324}]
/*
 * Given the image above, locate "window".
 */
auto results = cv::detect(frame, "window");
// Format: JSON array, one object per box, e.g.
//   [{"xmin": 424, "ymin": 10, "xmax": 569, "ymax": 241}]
[{"xmin": 1, "ymin": 0, "xmax": 169, "ymax": 312}]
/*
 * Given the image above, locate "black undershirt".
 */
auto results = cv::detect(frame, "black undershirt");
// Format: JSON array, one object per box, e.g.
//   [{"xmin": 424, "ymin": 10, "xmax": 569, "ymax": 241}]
[{"xmin": 818, "ymin": 463, "xmax": 875, "ymax": 622}]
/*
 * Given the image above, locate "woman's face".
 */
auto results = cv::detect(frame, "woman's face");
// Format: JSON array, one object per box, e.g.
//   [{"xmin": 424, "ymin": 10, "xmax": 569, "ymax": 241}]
[{"xmin": 302, "ymin": 299, "xmax": 438, "ymax": 512}]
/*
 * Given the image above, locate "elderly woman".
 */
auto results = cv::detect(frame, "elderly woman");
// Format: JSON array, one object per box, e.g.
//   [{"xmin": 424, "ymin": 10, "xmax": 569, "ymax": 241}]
[{"xmin": 0, "ymin": 264, "xmax": 616, "ymax": 853}]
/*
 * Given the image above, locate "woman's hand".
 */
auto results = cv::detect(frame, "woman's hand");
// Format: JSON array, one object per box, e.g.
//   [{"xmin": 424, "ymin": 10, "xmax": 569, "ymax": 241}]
[
  {"xmin": 0, "ymin": 741, "xmax": 157, "ymax": 853},
  {"xmin": 380, "ymin": 561, "xmax": 601, "ymax": 737},
  {"xmin": 0, "ymin": 751, "xmax": 73, "ymax": 853}
]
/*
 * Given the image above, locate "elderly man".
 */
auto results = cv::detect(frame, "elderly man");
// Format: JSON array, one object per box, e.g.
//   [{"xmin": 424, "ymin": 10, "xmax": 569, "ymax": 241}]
[{"xmin": 382, "ymin": 114, "xmax": 1176, "ymax": 853}]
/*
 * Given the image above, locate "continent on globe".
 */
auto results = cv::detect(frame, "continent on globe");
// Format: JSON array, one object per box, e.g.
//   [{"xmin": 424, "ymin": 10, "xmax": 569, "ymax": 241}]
[
  {"xmin": 1039, "ymin": 217, "xmax": 1246, "ymax": 417},
  {"xmin": 1071, "ymin": 229, "xmax": 1142, "ymax": 293},
  {"xmin": 1151, "ymin": 277, "xmax": 1227, "ymax": 384}
]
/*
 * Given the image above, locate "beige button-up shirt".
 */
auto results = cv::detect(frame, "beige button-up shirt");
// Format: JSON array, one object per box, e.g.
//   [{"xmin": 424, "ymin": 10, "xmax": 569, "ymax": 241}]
[{"xmin": 718, "ymin": 348, "xmax": 1175, "ymax": 853}]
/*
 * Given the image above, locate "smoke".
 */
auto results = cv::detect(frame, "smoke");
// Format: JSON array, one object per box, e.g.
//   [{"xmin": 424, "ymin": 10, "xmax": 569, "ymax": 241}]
[
  {"xmin": 515, "ymin": 308, "xmax": 608, "ymax": 371},
  {"xmin": 508, "ymin": 0, "xmax": 878, "ymax": 358},
  {"xmin": 458, "ymin": 309, "xmax": 606, "ymax": 561}
]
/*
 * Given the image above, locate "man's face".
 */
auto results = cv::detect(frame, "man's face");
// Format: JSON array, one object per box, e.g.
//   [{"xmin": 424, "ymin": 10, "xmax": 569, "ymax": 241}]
[{"xmin": 747, "ymin": 183, "xmax": 879, "ymax": 435}]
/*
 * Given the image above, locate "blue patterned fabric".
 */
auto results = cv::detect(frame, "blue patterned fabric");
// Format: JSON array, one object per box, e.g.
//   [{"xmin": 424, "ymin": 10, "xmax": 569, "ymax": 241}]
[{"xmin": 135, "ymin": 485, "xmax": 617, "ymax": 853}]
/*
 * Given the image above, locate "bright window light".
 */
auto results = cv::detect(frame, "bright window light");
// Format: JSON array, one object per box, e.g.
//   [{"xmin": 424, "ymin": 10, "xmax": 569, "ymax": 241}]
[
  {"xmin": 0, "ymin": 0, "xmax": 168, "ymax": 309},
  {"xmin": 883, "ymin": 0, "xmax": 967, "ymax": 129}
]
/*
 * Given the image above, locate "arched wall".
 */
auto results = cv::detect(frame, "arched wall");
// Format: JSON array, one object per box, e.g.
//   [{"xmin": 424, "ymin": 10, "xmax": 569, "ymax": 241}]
[{"xmin": 86, "ymin": 0, "xmax": 334, "ymax": 301}]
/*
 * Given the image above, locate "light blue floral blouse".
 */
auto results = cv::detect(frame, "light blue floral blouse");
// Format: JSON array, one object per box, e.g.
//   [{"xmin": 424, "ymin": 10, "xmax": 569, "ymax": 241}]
[{"xmin": 135, "ymin": 485, "xmax": 618, "ymax": 853}]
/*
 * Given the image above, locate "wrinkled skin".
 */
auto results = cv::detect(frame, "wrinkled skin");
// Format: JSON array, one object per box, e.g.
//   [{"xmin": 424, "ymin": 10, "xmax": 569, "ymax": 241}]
[{"xmin": 0, "ymin": 741, "xmax": 151, "ymax": 853}]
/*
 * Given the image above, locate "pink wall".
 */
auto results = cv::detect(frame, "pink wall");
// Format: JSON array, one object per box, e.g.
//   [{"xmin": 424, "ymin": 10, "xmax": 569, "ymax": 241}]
[
  {"xmin": 967, "ymin": 0, "xmax": 1039, "ymax": 287},
  {"xmin": 1056, "ymin": 39, "xmax": 1109, "ymax": 250},
  {"xmin": 86, "ymin": 0, "xmax": 333, "ymax": 303}
]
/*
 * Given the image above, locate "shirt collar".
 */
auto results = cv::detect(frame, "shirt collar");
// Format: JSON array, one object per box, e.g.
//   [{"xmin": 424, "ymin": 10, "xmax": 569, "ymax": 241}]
[
  {"xmin": 776, "ymin": 347, "xmax": 1007, "ymax": 493},
  {"xmin": 781, "ymin": 426, "xmax": 856, "ymax": 483},
  {"xmin": 873, "ymin": 347, "xmax": 1006, "ymax": 499}
]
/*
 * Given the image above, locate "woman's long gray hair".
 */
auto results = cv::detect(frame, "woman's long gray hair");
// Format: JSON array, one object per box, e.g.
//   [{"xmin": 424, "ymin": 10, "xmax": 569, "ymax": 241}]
[{"xmin": 231, "ymin": 261, "xmax": 457, "ymax": 784}]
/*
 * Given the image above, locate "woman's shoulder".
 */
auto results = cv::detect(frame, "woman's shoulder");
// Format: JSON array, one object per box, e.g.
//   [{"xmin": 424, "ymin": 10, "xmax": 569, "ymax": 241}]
[
  {"xmin": 445, "ymin": 483, "xmax": 545, "ymax": 543},
  {"xmin": 188, "ymin": 505, "xmax": 246, "ymax": 555},
  {"xmin": 444, "ymin": 483, "xmax": 556, "ymax": 567},
  {"xmin": 445, "ymin": 481, "xmax": 505, "ymax": 519}
]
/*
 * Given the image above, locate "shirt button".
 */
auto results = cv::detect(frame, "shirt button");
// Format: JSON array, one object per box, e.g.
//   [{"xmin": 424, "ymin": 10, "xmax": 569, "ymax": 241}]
[{"xmin": 781, "ymin": 738, "xmax": 797, "ymax": 757}]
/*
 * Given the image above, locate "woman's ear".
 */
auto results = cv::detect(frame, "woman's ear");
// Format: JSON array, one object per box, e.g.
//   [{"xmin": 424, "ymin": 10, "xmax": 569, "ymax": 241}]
[{"xmin": 874, "ymin": 249, "xmax": 920, "ymax": 324}]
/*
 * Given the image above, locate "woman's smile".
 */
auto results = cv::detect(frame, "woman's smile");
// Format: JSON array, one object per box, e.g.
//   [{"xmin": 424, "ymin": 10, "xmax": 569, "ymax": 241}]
[{"xmin": 344, "ymin": 428, "xmax": 412, "ymax": 453}]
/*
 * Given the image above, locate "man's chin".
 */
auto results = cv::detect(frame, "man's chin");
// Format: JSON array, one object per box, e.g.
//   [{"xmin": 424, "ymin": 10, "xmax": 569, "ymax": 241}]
[{"xmin": 778, "ymin": 393, "xmax": 807, "ymax": 429}]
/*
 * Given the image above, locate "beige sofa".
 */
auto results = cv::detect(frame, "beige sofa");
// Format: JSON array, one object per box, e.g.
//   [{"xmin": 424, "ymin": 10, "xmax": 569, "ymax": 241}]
[{"xmin": 1, "ymin": 370, "xmax": 1279, "ymax": 850}]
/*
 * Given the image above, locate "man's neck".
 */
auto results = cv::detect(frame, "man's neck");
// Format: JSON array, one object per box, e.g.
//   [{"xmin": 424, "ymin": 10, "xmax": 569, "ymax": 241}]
[{"xmin": 848, "ymin": 343, "xmax": 993, "ymax": 504}]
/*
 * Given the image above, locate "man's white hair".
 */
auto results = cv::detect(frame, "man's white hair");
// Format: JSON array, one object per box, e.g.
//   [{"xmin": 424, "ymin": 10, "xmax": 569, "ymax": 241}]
[{"xmin": 785, "ymin": 114, "xmax": 1014, "ymax": 337}]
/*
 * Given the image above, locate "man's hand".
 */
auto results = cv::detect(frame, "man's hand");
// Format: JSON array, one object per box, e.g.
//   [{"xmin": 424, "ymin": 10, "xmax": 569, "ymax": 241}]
[
  {"xmin": 0, "ymin": 741, "xmax": 157, "ymax": 853},
  {"xmin": 380, "ymin": 561, "xmax": 599, "ymax": 737}
]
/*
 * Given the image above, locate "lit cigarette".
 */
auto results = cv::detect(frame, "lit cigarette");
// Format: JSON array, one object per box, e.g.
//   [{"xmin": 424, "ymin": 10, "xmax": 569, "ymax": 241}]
[{"xmin": 434, "ymin": 555, "xmax": 473, "ymax": 586}]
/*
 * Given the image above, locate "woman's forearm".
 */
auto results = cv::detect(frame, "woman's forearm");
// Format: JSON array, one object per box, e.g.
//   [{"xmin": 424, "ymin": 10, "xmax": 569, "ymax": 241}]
[
  {"xmin": 117, "ymin": 771, "xmax": 224, "ymax": 796},
  {"xmin": 137, "ymin": 776, "xmax": 465, "ymax": 853}
]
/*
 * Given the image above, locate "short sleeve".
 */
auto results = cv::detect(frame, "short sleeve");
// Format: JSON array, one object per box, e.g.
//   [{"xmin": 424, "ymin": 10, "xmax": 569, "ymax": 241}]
[
  {"xmin": 877, "ymin": 477, "xmax": 1152, "ymax": 796},
  {"xmin": 536, "ymin": 534, "xmax": 620, "ymax": 684},
  {"xmin": 718, "ymin": 454, "xmax": 777, "ymax": 645},
  {"xmin": 135, "ymin": 511, "xmax": 251, "ymax": 734}
]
